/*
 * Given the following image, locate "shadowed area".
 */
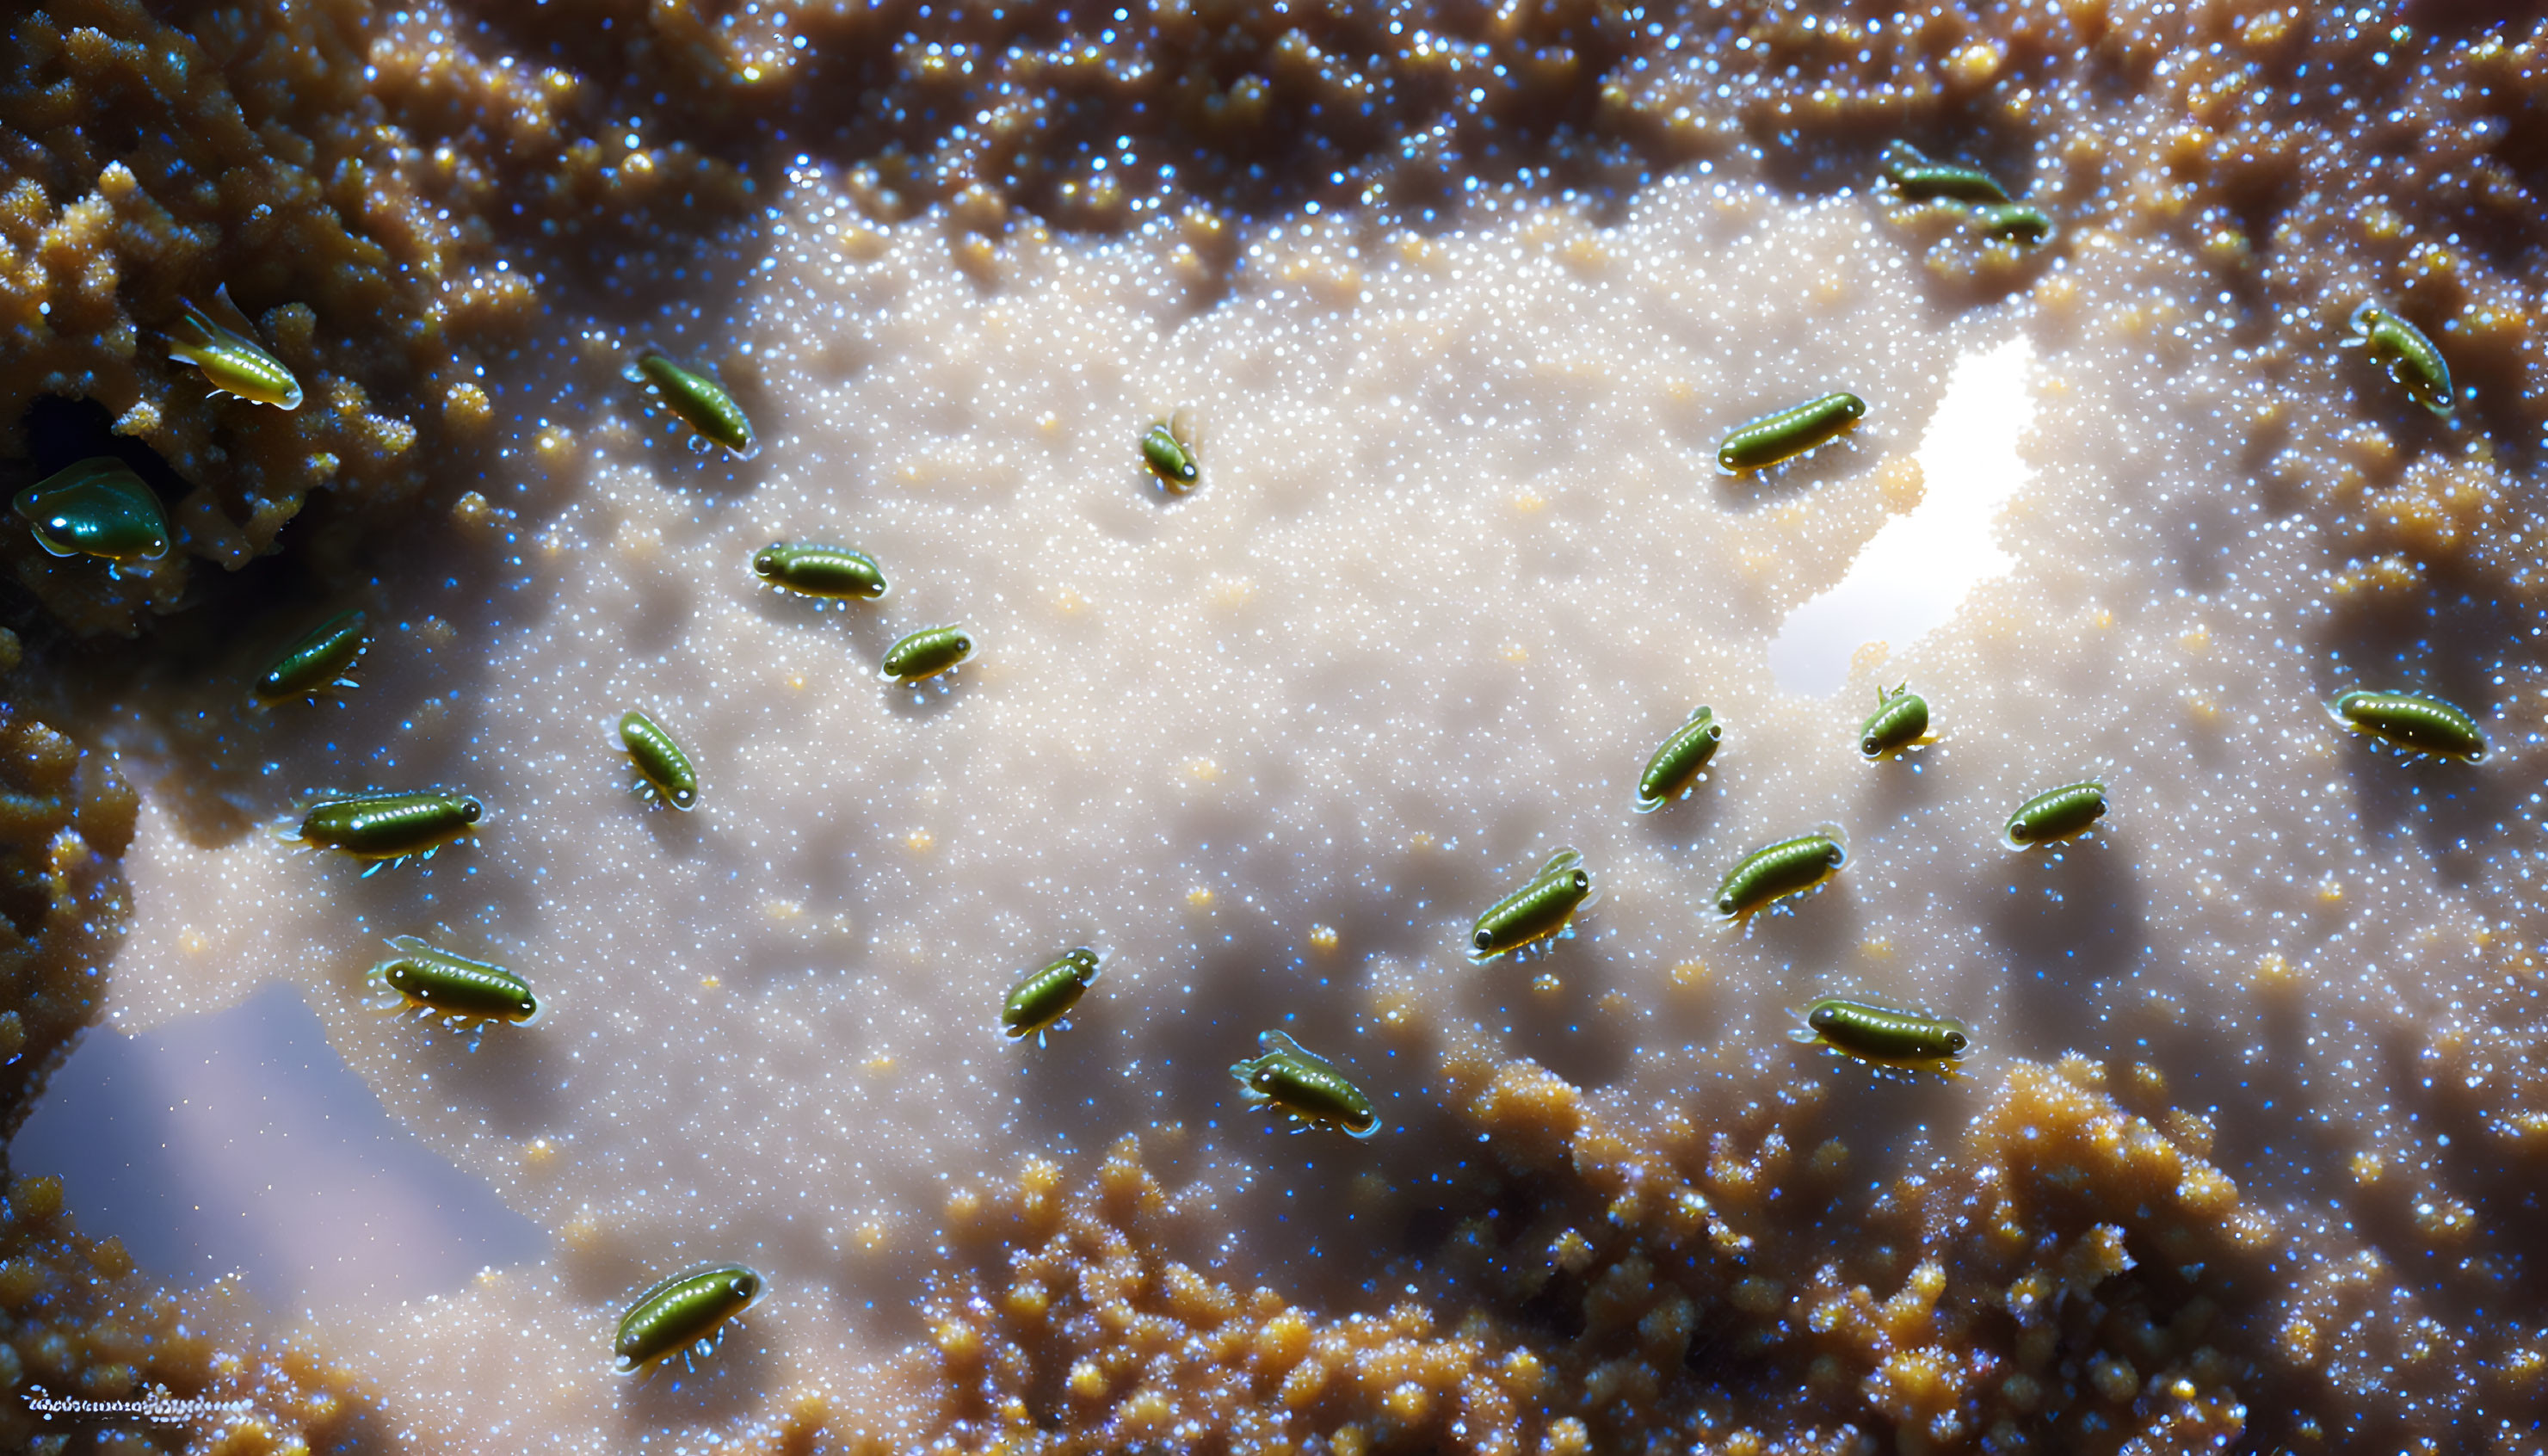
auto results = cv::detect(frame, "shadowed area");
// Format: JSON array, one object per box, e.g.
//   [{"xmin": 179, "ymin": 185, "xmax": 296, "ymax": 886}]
[{"xmin": 11, "ymin": 981, "xmax": 545, "ymax": 1313}]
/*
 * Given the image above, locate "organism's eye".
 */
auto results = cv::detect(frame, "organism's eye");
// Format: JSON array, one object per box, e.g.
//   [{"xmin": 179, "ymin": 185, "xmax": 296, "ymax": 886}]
[
  {"xmin": 1810, "ymin": 1008, "xmax": 1837, "ymax": 1030},
  {"xmin": 2008, "ymin": 824, "xmax": 2029, "ymax": 842},
  {"xmin": 753, "ymin": 552, "xmax": 780, "ymax": 576},
  {"xmin": 460, "ymin": 799, "xmax": 484, "ymax": 824},
  {"xmin": 1862, "ymin": 737, "xmax": 1879, "ymax": 755},
  {"xmin": 1826, "ymin": 845, "xmax": 1845, "ymax": 865},
  {"xmin": 1717, "ymin": 897, "xmax": 1736, "ymax": 915},
  {"xmin": 1472, "ymin": 929, "xmax": 1495, "ymax": 950},
  {"xmin": 1706, "ymin": 726, "xmax": 1722, "ymax": 742},
  {"xmin": 1255, "ymin": 1069, "xmax": 1276, "ymax": 1089},
  {"xmin": 673, "ymin": 787, "xmax": 696, "ymax": 807},
  {"xmin": 1570, "ymin": 872, "xmax": 1589, "ymax": 891},
  {"xmin": 734, "ymin": 1274, "xmax": 759, "ymax": 1299},
  {"xmin": 1946, "ymin": 1032, "xmax": 1967, "ymax": 1052}
]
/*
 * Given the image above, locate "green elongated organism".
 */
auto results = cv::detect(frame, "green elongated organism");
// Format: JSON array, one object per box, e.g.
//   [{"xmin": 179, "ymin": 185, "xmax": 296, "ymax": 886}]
[
  {"xmin": 1715, "ymin": 830, "xmax": 1846, "ymax": 927},
  {"xmin": 1635, "ymin": 706, "xmax": 1724, "ymax": 811},
  {"xmin": 1002, "ymin": 947, "xmax": 1102, "ymax": 1045},
  {"xmin": 613, "ymin": 1263, "xmax": 767, "ymax": 1376},
  {"xmin": 1858, "ymin": 681, "xmax": 1931, "ymax": 759},
  {"xmin": 1718, "ymin": 392, "xmax": 1866, "ymax": 474},
  {"xmin": 168, "ymin": 286, "xmax": 302, "ymax": 410},
  {"xmin": 1877, "ymin": 141, "xmax": 2012, "ymax": 203},
  {"xmin": 2346, "ymin": 302, "xmax": 2455, "ymax": 417},
  {"xmin": 619, "ymin": 710, "xmax": 700, "ymax": 810},
  {"xmin": 1974, "ymin": 201, "xmax": 2052, "ymax": 244},
  {"xmin": 1791, "ymin": 996, "xmax": 1969, "ymax": 1074},
  {"xmin": 635, "ymin": 350, "xmax": 758, "ymax": 459},
  {"xmin": 12, "ymin": 458, "xmax": 170, "ymax": 565},
  {"xmin": 2002, "ymin": 780, "xmax": 2106, "ymax": 850},
  {"xmin": 256, "ymin": 609, "xmax": 370, "ymax": 706},
  {"xmin": 752, "ymin": 543, "xmax": 887, "ymax": 602},
  {"xmin": 290, "ymin": 790, "xmax": 484, "ymax": 875},
  {"xmin": 1468, "ymin": 848, "xmax": 1595, "ymax": 960},
  {"xmin": 1141, "ymin": 409, "xmax": 1200, "ymax": 491},
  {"xmin": 369, "ymin": 935, "xmax": 540, "ymax": 1050},
  {"xmin": 2328, "ymin": 689, "xmax": 2487, "ymax": 764},
  {"xmin": 881, "ymin": 625, "xmax": 974, "ymax": 684},
  {"xmin": 1231, "ymin": 1030, "xmax": 1379, "ymax": 1138}
]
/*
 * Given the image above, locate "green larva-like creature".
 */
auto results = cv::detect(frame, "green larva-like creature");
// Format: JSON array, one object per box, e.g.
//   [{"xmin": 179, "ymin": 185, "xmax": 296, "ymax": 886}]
[
  {"xmin": 619, "ymin": 710, "xmax": 701, "ymax": 811},
  {"xmin": 1718, "ymin": 393, "xmax": 1866, "ymax": 474},
  {"xmin": 1002, "ymin": 947, "xmax": 1102, "ymax": 1045},
  {"xmin": 1792, "ymin": 996, "xmax": 1970, "ymax": 1076},
  {"xmin": 1468, "ymin": 848, "xmax": 1595, "ymax": 961},
  {"xmin": 635, "ymin": 351, "xmax": 759, "ymax": 458},
  {"xmin": 613, "ymin": 1264, "xmax": 767, "ymax": 1376},
  {"xmin": 290, "ymin": 790, "xmax": 484, "ymax": 875},
  {"xmin": 256, "ymin": 610, "xmax": 370, "ymax": 706},
  {"xmin": 1635, "ymin": 706, "xmax": 1724, "ymax": 811},
  {"xmin": 12, "ymin": 458, "xmax": 170, "ymax": 565},
  {"xmin": 1858, "ymin": 682, "xmax": 1932, "ymax": 760},
  {"xmin": 2328, "ymin": 689, "xmax": 2486, "ymax": 764},
  {"xmin": 2344, "ymin": 302, "xmax": 2456, "ymax": 418},
  {"xmin": 1715, "ymin": 830, "xmax": 1846, "ymax": 927},
  {"xmin": 168, "ymin": 286, "xmax": 303, "ymax": 409},
  {"xmin": 881, "ymin": 625, "xmax": 974, "ymax": 684},
  {"xmin": 2002, "ymin": 781, "xmax": 2107, "ymax": 851},
  {"xmin": 1231, "ymin": 1030, "xmax": 1379, "ymax": 1138}
]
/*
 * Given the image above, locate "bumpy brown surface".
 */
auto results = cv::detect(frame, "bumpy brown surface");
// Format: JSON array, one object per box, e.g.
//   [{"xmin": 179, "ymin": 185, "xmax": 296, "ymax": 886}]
[
  {"xmin": 0, "ymin": 0, "xmax": 745, "ymax": 636},
  {"xmin": 15, "ymin": 0, "xmax": 2548, "ymax": 1453},
  {"xmin": 856, "ymin": 1042, "xmax": 2260, "ymax": 1456},
  {"xmin": 0, "ymin": 693, "xmax": 133, "ymax": 1141}
]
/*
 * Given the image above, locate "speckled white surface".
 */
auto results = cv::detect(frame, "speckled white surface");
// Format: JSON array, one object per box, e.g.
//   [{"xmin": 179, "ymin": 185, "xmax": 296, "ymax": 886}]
[{"xmin": 86, "ymin": 153, "xmax": 2546, "ymax": 1449}]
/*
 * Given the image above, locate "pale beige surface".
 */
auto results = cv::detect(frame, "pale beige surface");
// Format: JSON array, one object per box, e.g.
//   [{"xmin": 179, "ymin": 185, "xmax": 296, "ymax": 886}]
[
  {"xmin": 86, "ymin": 146, "xmax": 2548, "ymax": 1456},
  {"xmin": 98, "ymin": 171, "xmax": 2000, "ymax": 1442}
]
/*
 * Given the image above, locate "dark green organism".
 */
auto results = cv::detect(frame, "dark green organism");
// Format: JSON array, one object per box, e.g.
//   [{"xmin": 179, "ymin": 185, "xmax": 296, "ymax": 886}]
[
  {"xmin": 371, "ymin": 935, "xmax": 540, "ymax": 1050},
  {"xmin": 635, "ymin": 351, "xmax": 758, "ymax": 459},
  {"xmin": 1231, "ymin": 1030, "xmax": 1379, "ymax": 1138},
  {"xmin": 1141, "ymin": 410, "xmax": 1200, "ymax": 491},
  {"xmin": 256, "ymin": 609, "xmax": 370, "ymax": 706},
  {"xmin": 613, "ymin": 1264, "xmax": 767, "ymax": 1376},
  {"xmin": 619, "ymin": 710, "xmax": 700, "ymax": 811},
  {"xmin": 293, "ymin": 790, "xmax": 484, "ymax": 875},
  {"xmin": 1634, "ymin": 706, "xmax": 1724, "ymax": 812},
  {"xmin": 1858, "ymin": 682, "xmax": 1931, "ymax": 759},
  {"xmin": 2002, "ymin": 780, "xmax": 2107, "ymax": 850},
  {"xmin": 2329, "ymin": 689, "xmax": 2487, "ymax": 764},
  {"xmin": 2347, "ymin": 302, "xmax": 2456, "ymax": 418},
  {"xmin": 1467, "ymin": 848, "xmax": 1594, "ymax": 961},
  {"xmin": 12, "ymin": 458, "xmax": 170, "ymax": 565},
  {"xmin": 1792, "ymin": 996, "xmax": 1970, "ymax": 1075},
  {"xmin": 1717, "ymin": 392, "xmax": 1866, "ymax": 474},
  {"xmin": 881, "ymin": 625, "xmax": 974, "ymax": 683},
  {"xmin": 168, "ymin": 285, "xmax": 303, "ymax": 410},
  {"xmin": 1002, "ymin": 947, "xmax": 1102, "ymax": 1045},
  {"xmin": 751, "ymin": 543, "xmax": 888, "ymax": 602},
  {"xmin": 1974, "ymin": 202, "xmax": 2053, "ymax": 244},
  {"xmin": 1715, "ymin": 830, "xmax": 1846, "ymax": 927},
  {"xmin": 1877, "ymin": 141, "xmax": 2013, "ymax": 203}
]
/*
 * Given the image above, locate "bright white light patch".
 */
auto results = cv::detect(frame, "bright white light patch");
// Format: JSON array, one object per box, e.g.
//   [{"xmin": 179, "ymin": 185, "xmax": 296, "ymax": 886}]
[{"xmin": 1768, "ymin": 336, "xmax": 2036, "ymax": 696}]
